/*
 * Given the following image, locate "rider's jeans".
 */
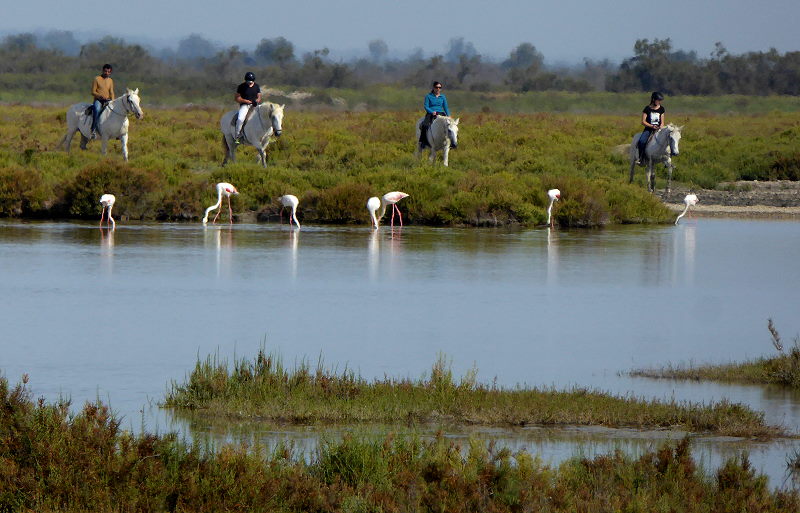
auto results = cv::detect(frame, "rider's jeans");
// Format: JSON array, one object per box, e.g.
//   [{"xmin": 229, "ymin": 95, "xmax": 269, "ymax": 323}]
[
  {"xmin": 92, "ymin": 99, "xmax": 103, "ymax": 131},
  {"xmin": 637, "ymin": 130, "xmax": 653, "ymax": 157}
]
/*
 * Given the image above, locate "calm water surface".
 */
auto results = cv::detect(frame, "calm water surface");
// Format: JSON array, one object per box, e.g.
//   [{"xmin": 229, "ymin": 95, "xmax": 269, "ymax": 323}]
[{"xmin": 2, "ymin": 218, "xmax": 799, "ymax": 484}]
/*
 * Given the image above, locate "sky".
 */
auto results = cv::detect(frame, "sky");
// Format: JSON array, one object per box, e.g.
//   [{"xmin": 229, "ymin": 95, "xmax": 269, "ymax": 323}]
[{"xmin": 1, "ymin": 0, "xmax": 798, "ymax": 63}]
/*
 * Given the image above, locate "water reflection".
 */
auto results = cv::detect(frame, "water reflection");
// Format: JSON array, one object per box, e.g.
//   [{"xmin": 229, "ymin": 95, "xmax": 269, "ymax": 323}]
[
  {"xmin": 681, "ymin": 224, "xmax": 697, "ymax": 286},
  {"xmin": 368, "ymin": 229, "xmax": 379, "ymax": 281},
  {"xmin": 169, "ymin": 412, "xmax": 800, "ymax": 488},
  {"xmin": 387, "ymin": 228, "xmax": 404, "ymax": 280},
  {"xmin": 99, "ymin": 228, "xmax": 114, "ymax": 275},
  {"xmin": 546, "ymin": 227, "xmax": 558, "ymax": 286},
  {"xmin": 204, "ymin": 225, "xmax": 235, "ymax": 278},
  {"xmin": 288, "ymin": 228, "xmax": 299, "ymax": 279}
]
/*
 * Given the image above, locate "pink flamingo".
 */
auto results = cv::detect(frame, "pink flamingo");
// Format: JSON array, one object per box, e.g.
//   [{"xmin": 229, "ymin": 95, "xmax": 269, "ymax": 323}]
[
  {"xmin": 99, "ymin": 194, "xmax": 116, "ymax": 230},
  {"xmin": 675, "ymin": 193, "xmax": 698, "ymax": 225},
  {"xmin": 367, "ymin": 192, "xmax": 409, "ymax": 228},
  {"xmin": 546, "ymin": 189, "xmax": 560, "ymax": 227},
  {"xmin": 203, "ymin": 182, "xmax": 238, "ymax": 224},
  {"xmin": 279, "ymin": 194, "xmax": 300, "ymax": 228}
]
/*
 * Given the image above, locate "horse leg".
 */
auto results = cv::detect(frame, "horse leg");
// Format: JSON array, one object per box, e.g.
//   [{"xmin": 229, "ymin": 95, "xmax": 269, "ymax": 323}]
[
  {"xmin": 665, "ymin": 161, "xmax": 673, "ymax": 194},
  {"xmin": 62, "ymin": 131, "xmax": 74, "ymax": 152},
  {"xmin": 256, "ymin": 147, "xmax": 267, "ymax": 168},
  {"xmin": 443, "ymin": 144, "xmax": 450, "ymax": 167},
  {"xmin": 647, "ymin": 161, "xmax": 655, "ymax": 193},
  {"xmin": 120, "ymin": 133, "xmax": 129, "ymax": 162},
  {"xmin": 79, "ymin": 132, "xmax": 89, "ymax": 150},
  {"xmin": 101, "ymin": 136, "xmax": 109, "ymax": 156},
  {"xmin": 429, "ymin": 147, "xmax": 436, "ymax": 164}
]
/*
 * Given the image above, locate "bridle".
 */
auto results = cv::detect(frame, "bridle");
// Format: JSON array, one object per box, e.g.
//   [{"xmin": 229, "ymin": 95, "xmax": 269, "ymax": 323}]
[{"xmin": 106, "ymin": 94, "xmax": 139, "ymax": 118}]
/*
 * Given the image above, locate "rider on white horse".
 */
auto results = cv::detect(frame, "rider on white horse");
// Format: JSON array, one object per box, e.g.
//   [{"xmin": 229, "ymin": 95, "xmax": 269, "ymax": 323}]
[
  {"xmin": 234, "ymin": 71, "xmax": 261, "ymax": 144},
  {"xmin": 419, "ymin": 81, "xmax": 450, "ymax": 149},
  {"xmin": 91, "ymin": 64, "xmax": 115, "ymax": 139},
  {"xmin": 635, "ymin": 91, "xmax": 666, "ymax": 164}
]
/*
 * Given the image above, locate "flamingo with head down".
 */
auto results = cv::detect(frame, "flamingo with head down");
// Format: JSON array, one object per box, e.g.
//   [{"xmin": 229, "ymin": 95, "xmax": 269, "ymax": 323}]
[
  {"xmin": 367, "ymin": 192, "xmax": 410, "ymax": 229},
  {"xmin": 546, "ymin": 189, "xmax": 561, "ymax": 227},
  {"xmin": 675, "ymin": 193, "xmax": 698, "ymax": 225},
  {"xmin": 99, "ymin": 194, "xmax": 116, "ymax": 229},
  {"xmin": 279, "ymin": 194, "xmax": 301, "ymax": 228},
  {"xmin": 203, "ymin": 182, "xmax": 238, "ymax": 224}
]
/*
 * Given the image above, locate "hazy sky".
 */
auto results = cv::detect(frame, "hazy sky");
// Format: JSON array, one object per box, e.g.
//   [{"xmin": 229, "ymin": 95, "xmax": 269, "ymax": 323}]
[{"xmin": 2, "ymin": 0, "xmax": 798, "ymax": 62}]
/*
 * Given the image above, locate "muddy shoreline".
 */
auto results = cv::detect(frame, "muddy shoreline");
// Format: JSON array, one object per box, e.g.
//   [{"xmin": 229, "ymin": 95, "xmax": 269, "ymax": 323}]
[{"xmin": 661, "ymin": 180, "xmax": 800, "ymax": 218}]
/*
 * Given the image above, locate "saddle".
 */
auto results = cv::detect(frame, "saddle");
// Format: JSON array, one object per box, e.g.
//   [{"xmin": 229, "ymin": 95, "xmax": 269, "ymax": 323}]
[
  {"xmin": 84, "ymin": 101, "xmax": 108, "ymax": 117},
  {"xmin": 231, "ymin": 104, "xmax": 258, "ymax": 131}
]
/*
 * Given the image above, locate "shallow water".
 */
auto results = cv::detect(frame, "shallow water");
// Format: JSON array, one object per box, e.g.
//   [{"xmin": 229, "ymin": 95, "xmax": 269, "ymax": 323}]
[{"xmin": 2, "ymin": 218, "xmax": 799, "ymax": 484}]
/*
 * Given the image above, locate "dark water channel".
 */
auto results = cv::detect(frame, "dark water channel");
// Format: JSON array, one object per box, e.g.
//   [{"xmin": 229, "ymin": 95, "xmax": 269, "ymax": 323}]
[{"xmin": 2, "ymin": 218, "xmax": 799, "ymax": 485}]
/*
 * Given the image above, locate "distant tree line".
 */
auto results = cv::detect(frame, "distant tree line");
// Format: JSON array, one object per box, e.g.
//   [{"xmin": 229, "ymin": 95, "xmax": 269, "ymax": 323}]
[{"xmin": 1, "ymin": 31, "xmax": 798, "ymax": 96}]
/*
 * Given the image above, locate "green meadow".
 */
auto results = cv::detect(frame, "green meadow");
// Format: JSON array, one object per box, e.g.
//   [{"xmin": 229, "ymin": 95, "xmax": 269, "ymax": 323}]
[{"xmin": 1, "ymin": 92, "xmax": 798, "ymax": 226}]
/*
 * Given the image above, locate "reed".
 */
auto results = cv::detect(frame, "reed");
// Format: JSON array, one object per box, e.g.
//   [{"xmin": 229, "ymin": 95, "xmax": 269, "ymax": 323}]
[
  {"xmin": 630, "ymin": 320, "xmax": 800, "ymax": 387},
  {"xmin": 2, "ymin": 375, "xmax": 797, "ymax": 512},
  {"xmin": 163, "ymin": 351, "xmax": 783, "ymax": 438}
]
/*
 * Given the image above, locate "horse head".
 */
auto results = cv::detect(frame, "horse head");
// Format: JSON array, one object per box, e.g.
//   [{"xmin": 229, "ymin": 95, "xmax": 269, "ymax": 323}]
[
  {"xmin": 269, "ymin": 103, "xmax": 285, "ymax": 137},
  {"xmin": 667, "ymin": 124, "xmax": 681, "ymax": 156},
  {"xmin": 446, "ymin": 117, "xmax": 460, "ymax": 149},
  {"xmin": 125, "ymin": 88, "xmax": 144, "ymax": 119}
]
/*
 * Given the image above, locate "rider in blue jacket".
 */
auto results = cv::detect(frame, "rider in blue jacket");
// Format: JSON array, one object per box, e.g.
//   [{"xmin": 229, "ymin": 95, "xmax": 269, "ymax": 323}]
[{"xmin": 419, "ymin": 81, "xmax": 449, "ymax": 148}]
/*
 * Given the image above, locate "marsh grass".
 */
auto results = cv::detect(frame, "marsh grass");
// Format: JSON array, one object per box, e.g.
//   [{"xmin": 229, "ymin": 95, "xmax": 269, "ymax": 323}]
[
  {"xmin": 1, "ymin": 103, "xmax": 798, "ymax": 226},
  {"xmin": 631, "ymin": 319, "xmax": 800, "ymax": 388},
  {"xmin": 163, "ymin": 351, "xmax": 783, "ymax": 438},
  {"xmin": 2, "ymin": 375, "xmax": 797, "ymax": 512}
]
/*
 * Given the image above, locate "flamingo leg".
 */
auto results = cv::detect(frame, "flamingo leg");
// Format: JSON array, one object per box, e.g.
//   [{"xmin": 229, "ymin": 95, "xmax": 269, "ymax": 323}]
[
  {"xmin": 280, "ymin": 207, "xmax": 284, "ymax": 224},
  {"xmin": 227, "ymin": 196, "xmax": 233, "ymax": 224},
  {"xmin": 212, "ymin": 207, "xmax": 221, "ymax": 224},
  {"xmin": 395, "ymin": 204, "xmax": 404, "ymax": 227},
  {"xmin": 99, "ymin": 208, "xmax": 105, "ymax": 228}
]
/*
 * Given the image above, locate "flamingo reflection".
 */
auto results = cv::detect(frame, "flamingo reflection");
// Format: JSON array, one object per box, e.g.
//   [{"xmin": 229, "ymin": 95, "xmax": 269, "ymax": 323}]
[{"xmin": 546, "ymin": 227, "xmax": 559, "ymax": 286}]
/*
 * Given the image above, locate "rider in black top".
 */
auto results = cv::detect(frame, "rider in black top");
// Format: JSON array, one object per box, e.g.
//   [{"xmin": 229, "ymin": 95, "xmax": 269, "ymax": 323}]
[
  {"xmin": 636, "ymin": 91, "xmax": 665, "ymax": 164},
  {"xmin": 234, "ymin": 71, "xmax": 261, "ymax": 143}
]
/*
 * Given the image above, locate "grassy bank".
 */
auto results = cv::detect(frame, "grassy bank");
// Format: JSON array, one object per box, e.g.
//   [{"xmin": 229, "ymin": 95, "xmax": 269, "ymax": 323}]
[
  {"xmin": 163, "ymin": 352, "xmax": 782, "ymax": 438},
  {"xmin": 1, "ymin": 103, "xmax": 798, "ymax": 226},
  {"xmin": 2, "ymin": 376, "xmax": 797, "ymax": 512},
  {"xmin": 631, "ymin": 320, "xmax": 800, "ymax": 387}
]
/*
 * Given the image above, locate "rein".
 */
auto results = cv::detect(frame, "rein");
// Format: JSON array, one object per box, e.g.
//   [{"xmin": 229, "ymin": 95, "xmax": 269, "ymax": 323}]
[{"xmin": 105, "ymin": 95, "xmax": 131, "ymax": 118}]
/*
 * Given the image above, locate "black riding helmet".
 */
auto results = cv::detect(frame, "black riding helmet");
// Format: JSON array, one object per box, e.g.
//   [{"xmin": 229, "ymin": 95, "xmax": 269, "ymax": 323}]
[
  {"xmin": 244, "ymin": 72, "xmax": 255, "ymax": 82},
  {"xmin": 651, "ymin": 91, "xmax": 664, "ymax": 102}
]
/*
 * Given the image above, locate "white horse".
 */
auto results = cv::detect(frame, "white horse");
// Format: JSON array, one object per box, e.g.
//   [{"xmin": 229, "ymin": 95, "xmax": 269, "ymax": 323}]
[
  {"xmin": 60, "ymin": 88, "xmax": 144, "ymax": 162},
  {"xmin": 220, "ymin": 102, "xmax": 285, "ymax": 167},
  {"xmin": 628, "ymin": 124, "xmax": 682, "ymax": 193},
  {"xmin": 414, "ymin": 115, "xmax": 460, "ymax": 166}
]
